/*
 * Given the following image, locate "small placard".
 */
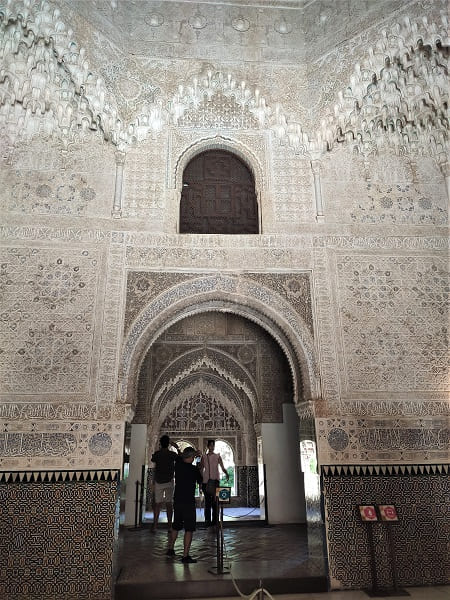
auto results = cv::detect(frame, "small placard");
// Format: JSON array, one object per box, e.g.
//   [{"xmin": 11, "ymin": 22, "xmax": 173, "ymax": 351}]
[
  {"xmin": 359, "ymin": 505, "xmax": 378, "ymax": 521},
  {"xmin": 217, "ymin": 486, "xmax": 231, "ymax": 503},
  {"xmin": 379, "ymin": 504, "xmax": 399, "ymax": 521}
]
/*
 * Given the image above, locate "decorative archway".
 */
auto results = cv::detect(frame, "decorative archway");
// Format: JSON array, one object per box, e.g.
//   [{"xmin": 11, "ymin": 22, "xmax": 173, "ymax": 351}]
[{"xmin": 120, "ymin": 274, "xmax": 320, "ymax": 420}]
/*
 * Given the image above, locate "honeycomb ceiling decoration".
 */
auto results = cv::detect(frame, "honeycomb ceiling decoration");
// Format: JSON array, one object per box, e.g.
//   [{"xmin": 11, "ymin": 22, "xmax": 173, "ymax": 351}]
[{"xmin": 0, "ymin": 0, "xmax": 448, "ymax": 165}]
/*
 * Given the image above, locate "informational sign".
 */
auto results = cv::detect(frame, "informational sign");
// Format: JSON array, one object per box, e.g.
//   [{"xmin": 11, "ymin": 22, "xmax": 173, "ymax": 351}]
[
  {"xmin": 217, "ymin": 486, "xmax": 231, "ymax": 503},
  {"xmin": 379, "ymin": 504, "xmax": 399, "ymax": 521},
  {"xmin": 359, "ymin": 505, "xmax": 378, "ymax": 521}
]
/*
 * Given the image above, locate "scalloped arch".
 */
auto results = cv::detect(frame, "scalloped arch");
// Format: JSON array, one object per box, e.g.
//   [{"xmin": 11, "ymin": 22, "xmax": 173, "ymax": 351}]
[
  {"xmin": 149, "ymin": 347, "xmax": 259, "ymax": 419},
  {"xmin": 156, "ymin": 375, "xmax": 245, "ymax": 431},
  {"xmin": 172, "ymin": 134, "xmax": 265, "ymax": 192}
]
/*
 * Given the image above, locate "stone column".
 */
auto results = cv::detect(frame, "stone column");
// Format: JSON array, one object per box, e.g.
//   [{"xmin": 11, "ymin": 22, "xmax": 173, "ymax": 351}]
[
  {"xmin": 310, "ymin": 159, "xmax": 324, "ymax": 222},
  {"xmin": 112, "ymin": 150, "xmax": 126, "ymax": 218}
]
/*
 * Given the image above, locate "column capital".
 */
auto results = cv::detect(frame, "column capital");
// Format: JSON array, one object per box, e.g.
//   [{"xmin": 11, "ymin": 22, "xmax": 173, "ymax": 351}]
[
  {"xmin": 115, "ymin": 150, "xmax": 126, "ymax": 166},
  {"xmin": 310, "ymin": 158, "xmax": 322, "ymax": 174}
]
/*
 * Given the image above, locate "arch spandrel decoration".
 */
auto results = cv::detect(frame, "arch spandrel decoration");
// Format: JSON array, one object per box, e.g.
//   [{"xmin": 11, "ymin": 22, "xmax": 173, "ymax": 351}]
[{"xmin": 120, "ymin": 274, "xmax": 320, "ymax": 415}]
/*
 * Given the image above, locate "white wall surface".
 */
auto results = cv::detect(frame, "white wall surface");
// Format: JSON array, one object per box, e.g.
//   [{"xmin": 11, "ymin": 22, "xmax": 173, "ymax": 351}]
[
  {"xmin": 261, "ymin": 404, "xmax": 306, "ymax": 524},
  {"xmin": 124, "ymin": 424, "xmax": 147, "ymax": 526}
]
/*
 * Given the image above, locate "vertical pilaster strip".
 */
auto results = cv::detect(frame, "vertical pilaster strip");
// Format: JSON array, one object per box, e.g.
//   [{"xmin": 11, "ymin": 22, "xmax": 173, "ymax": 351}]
[
  {"xmin": 439, "ymin": 161, "xmax": 450, "ymax": 202},
  {"xmin": 96, "ymin": 234, "xmax": 126, "ymax": 405},
  {"xmin": 312, "ymin": 244, "xmax": 341, "ymax": 405},
  {"xmin": 311, "ymin": 159, "xmax": 324, "ymax": 222},
  {"xmin": 112, "ymin": 151, "xmax": 126, "ymax": 218}
]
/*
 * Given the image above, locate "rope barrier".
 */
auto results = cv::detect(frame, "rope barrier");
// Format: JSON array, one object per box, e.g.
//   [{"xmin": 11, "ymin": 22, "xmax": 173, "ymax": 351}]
[{"xmin": 222, "ymin": 531, "xmax": 276, "ymax": 600}]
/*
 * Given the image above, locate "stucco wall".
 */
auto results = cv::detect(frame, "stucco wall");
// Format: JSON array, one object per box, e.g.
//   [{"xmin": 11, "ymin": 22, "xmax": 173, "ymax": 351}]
[{"xmin": 0, "ymin": 0, "xmax": 448, "ymax": 595}]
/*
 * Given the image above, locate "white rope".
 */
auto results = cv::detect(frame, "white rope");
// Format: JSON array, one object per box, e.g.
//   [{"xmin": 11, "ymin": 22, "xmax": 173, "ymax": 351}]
[{"xmin": 221, "ymin": 523, "xmax": 276, "ymax": 600}]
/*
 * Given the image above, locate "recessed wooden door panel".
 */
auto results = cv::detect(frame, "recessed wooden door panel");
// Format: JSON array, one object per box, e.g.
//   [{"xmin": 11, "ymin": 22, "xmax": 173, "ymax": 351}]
[{"xmin": 180, "ymin": 150, "xmax": 259, "ymax": 234}]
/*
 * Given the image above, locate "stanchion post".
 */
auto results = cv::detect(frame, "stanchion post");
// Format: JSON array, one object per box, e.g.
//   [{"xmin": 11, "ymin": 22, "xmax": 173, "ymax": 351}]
[
  {"xmin": 208, "ymin": 491, "xmax": 230, "ymax": 575},
  {"xmin": 216, "ymin": 495, "xmax": 221, "ymax": 569},
  {"xmin": 358, "ymin": 505, "xmax": 380, "ymax": 596},
  {"xmin": 139, "ymin": 465, "xmax": 145, "ymax": 525},
  {"xmin": 220, "ymin": 503, "xmax": 225, "ymax": 570},
  {"xmin": 128, "ymin": 480, "xmax": 143, "ymax": 531},
  {"xmin": 366, "ymin": 522, "xmax": 380, "ymax": 595},
  {"xmin": 378, "ymin": 504, "xmax": 409, "ymax": 596},
  {"xmin": 361, "ymin": 504, "xmax": 409, "ymax": 597}
]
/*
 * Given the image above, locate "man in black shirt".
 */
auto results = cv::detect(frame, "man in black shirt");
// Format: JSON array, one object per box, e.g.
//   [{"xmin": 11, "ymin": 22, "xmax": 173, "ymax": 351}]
[
  {"xmin": 167, "ymin": 446, "xmax": 203, "ymax": 564},
  {"xmin": 151, "ymin": 435, "xmax": 180, "ymax": 531}
]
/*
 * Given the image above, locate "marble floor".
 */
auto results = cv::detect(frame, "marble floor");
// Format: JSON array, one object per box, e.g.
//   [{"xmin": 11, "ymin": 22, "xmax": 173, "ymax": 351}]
[
  {"xmin": 187, "ymin": 587, "xmax": 450, "ymax": 600},
  {"xmin": 115, "ymin": 523, "xmax": 448, "ymax": 600},
  {"xmin": 115, "ymin": 523, "xmax": 327, "ymax": 599}
]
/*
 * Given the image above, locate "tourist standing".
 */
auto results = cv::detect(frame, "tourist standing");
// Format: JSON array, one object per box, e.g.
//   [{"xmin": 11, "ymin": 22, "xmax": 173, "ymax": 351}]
[
  {"xmin": 200, "ymin": 439, "xmax": 229, "ymax": 527},
  {"xmin": 167, "ymin": 447, "xmax": 203, "ymax": 563},
  {"xmin": 151, "ymin": 435, "xmax": 179, "ymax": 531}
]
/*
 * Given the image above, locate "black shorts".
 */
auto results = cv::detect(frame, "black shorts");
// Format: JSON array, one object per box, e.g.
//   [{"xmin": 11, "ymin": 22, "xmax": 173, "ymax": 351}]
[{"xmin": 173, "ymin": 502, "xmax": 196, "ymax": 532}]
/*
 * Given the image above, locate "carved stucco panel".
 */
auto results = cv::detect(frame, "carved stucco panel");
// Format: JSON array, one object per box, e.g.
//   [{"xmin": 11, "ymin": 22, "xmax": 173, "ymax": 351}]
[
  {"xmin": 320, "ymin": 149, "xmax": 448, "ymax": 227},
  {"xmin": 0, "ymin": 420, "xmax": 124, "ymax": 471},
  {"xmin": 317, "ymin": 416, "xmax": 450, "ymax": 465},
  {"xmin": 335, "ymin": 252, "xmax": 449, "ymax": 394},
  {"xmin": 0, "ymin": 244, "xmax": 105, "ymax": 397}
]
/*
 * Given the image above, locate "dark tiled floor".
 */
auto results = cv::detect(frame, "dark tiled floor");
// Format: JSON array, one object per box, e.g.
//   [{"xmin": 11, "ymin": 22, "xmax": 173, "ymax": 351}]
[{"xmin": 115, "ymin": 523, "xmax": 327, "ymax": 599}]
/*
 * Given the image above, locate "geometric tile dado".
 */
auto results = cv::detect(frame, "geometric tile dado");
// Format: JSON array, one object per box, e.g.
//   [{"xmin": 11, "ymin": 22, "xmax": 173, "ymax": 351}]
[
  {"xmin": 0, "ymin": 475, "xmax": 119, "ymax": 600},
  {"xmin": 322, "ymin": 468, "xmax": 450, "ymax": 589}
]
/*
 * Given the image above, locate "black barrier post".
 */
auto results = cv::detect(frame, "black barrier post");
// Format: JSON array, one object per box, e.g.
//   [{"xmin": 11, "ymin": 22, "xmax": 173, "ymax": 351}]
[
  {"xmin": 379, "ymin": 505, "xmax": 409, "ymax": 596},
  {"xmin": 128, "ymin": 479, "xmax": 143, "ymax": 531},
  {"xmin": 208, "ymin": 493, "xmax": 230, "ymax": 575},
  {"xmin": 361, "ymin": 504, "xmax": 409, "ymax": 597},
  {"xmin": 216, "ymin": 496, "xmax": 221, "ymax": 568},
  {"xmin": 138, "ymin": 464, "xmax": 145, "ymax": 526},
  {"xmin": 358, "ymin": 505, "xmax": 380, "ymax": 596}
]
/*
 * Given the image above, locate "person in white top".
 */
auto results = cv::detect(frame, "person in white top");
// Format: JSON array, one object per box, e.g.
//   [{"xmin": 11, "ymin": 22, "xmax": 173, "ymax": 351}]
[{"xmin": 199, "ymin": 439, "xmax": 229, "ymax": 527}]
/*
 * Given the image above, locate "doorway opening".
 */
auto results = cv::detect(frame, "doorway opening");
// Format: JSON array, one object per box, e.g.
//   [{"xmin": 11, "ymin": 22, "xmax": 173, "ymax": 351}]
[
  {"xmin": 123, "ymin": 310, "xmax": 311, "ymax": 528},
  {"xmin": 117, "ymin": 291, "xmax": 327, "ymax": 597},
  {"xmin": 215, "ymin": 439, "xmax": 236, "ymax": 496}
]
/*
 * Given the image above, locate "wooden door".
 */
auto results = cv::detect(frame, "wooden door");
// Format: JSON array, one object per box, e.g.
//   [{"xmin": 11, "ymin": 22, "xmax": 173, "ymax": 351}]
[{"xmin": 180, "ymin": 150, "xmax": 259, "ymax": 234}]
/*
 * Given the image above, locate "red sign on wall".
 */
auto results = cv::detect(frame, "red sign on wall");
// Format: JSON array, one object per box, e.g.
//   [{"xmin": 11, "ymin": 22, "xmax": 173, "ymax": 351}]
[
  {"xmin": 379, "ymin": 504, "xmax": 399, "ymax": 521},
  {"xmin": 359, "ymin": 505, "xmax": 378, "ymax": 521}
]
